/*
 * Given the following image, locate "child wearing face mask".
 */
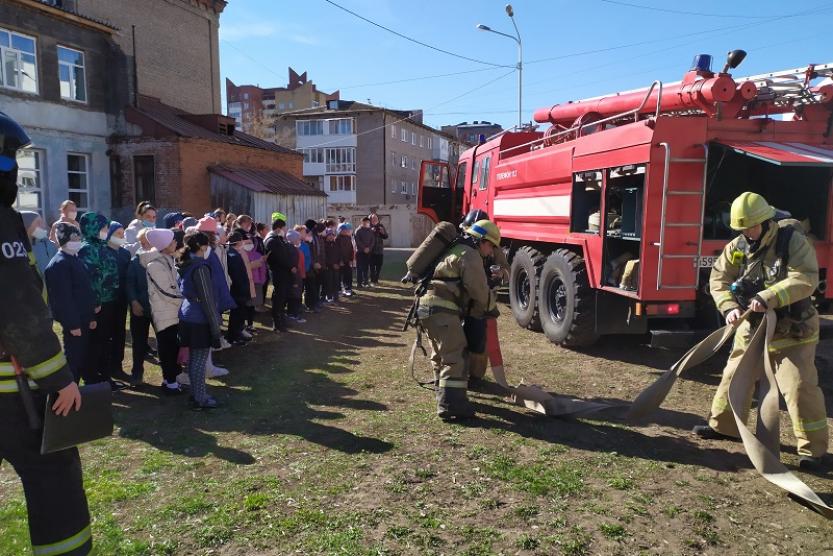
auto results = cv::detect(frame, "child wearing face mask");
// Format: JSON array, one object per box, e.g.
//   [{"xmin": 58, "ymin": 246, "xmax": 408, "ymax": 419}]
[
  {"xmin": 177, "ymin": 231, "xmax": 223, "ymax": 410},
  {"xmin": 125, "ymin": 201, "xmax": 157, "ymax": 256},
  {"xmin": 107, "ymin": 222, "xmax": 133, "ymax": 383},
  {"xmin": 49, "ymin": 199, "xmax": 79, "ymax": 244},
  {"xmin": 224, "ymin": 231, "xmax": 255, "ymax": 345},
  {"xmin": 44, "ymin": 223, "xmax": 98, "ymax": 382},
  {"xmin": 78, "ymin": 212, "xmax": 122, "ymax": 388},
  {"xmin": 21, "ymin": 211, "xmax": 58, "ymax": 279}
]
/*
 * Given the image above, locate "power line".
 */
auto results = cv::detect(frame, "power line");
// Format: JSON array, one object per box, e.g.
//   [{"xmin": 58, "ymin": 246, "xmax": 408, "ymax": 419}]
[
  {"xmin": 599, "ymin": 0, "xmax": 777, "ymax": 18},
  {"xmin": 339, "ymin": 67, "xmax": 502, "ymax": 90},
  {"xmin": 322, "ymin": 0, "xmax": 512, "ymax": 68}
]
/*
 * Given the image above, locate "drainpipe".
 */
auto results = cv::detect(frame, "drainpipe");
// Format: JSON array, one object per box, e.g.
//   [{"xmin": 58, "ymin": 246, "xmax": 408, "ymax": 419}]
[
  {"xmin": 382, "ymin": 113, "xmax": 387, "ymax": 205},
  {"xmin": 131, "ymin": 25, "xmax": 138, "ymax": 107}
]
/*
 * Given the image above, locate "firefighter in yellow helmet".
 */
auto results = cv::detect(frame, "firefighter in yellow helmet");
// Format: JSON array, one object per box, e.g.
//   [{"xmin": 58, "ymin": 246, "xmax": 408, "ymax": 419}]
[
  {"xmin": 693, "ymin": 192, "xmax": 828, "ymax": 470},
  {"xmin": 416, "ymin": 219, "xmax": 500, "ymax": 419}
]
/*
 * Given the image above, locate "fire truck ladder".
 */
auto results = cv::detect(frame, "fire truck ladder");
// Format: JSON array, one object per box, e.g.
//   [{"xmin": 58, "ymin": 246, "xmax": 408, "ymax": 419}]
[
  {"xmin": 738, "ymin": 62, "xmax": 833, "ymax": 108},
  {"xmin": 656, "ymin": 142, "xmax": 709, "ymax": 291}
]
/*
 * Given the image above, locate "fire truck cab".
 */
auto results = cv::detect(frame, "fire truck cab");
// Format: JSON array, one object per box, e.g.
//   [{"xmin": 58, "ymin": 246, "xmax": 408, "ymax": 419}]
[{"xmin": 419, "ymin": 53, "xmax": 833, "ymax": 348}]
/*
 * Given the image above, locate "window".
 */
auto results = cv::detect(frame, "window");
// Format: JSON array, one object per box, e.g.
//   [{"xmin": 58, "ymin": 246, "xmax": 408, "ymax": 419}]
[
  {"xmin": 428, "ymin": 136, "xmax": 433, "ymax": 149},
  {"xmin": 243, "ymin": 93, "xmax": 249, "ymax": 100},
  {"xmin": 302, "ymin": 147, "xmax": 324, "ymax": 164},
  {"xmin": 133, "ymin": 155, "xmax": 155, "ymax": 205},
  {"xmin": 57, "ymin": 46, "xmax": 86, "ymax": 102},
  {"xmin": 411, "ymin": 182, "xmax": 417, "ymax": 195},
  {"xmin": 288, "ymin": 101, "xmax": 294, "ymax": 109},
  {"xmin": 401, "ymin": 128, "xmax": 407, "ymax": 142},
  {"xmin": 243, "ymin": 102, "xmax": 249, "ymax": 109},
  {"xmin": 411, "ymin": 131, "xmax": 416, "ymax": 145},
  {"xmin": 472, "ymin": 159, "xmax": 480, "ymax": 186},
  {"xmin": 419, "ymin": 135, "xmax": 424, "ymax": 148},
  {"xmin": 328, "ymin": 175, "xmax": 355, "ymax": 192},
  {"xmin": 297, "ymin": 120, "xmax": 324, "ymax": 136},
  {"xmin": 278, "ymin": 102, "xmax": 285, "ymax": 110},
  {"xmin": 400, "ymin": 154, "xmax": 407, "ymax": 168},
  {"xmin": 326, "ymin": 147, "xmax": 356, "ymax": 172},
  {"xmin": 15, "ymin": 148, "xmax": 43, "ymax": 213},
  {"xmin": 0, "ymin": 28, "xmax": 37, "ymax": 93},
  {"xmin": 400, "ymin": 180, "xmax": 407, "ymax": 194},
  {"xmin": 328, "ymin": 118, "xmax": 353, "ymax": 135},
  {"xmin": 410, "ymin": 159, "xmax": 416, "ymax": 170},
  {"xmin": 479, "ymin": 156, "xmax": 491, "ymax": 190},
  {"xmin": 391, "ymin": 125, "xmax": 396, "ymax": 139},
  {"xmin": 390, "ymin": 151, "xmax": 397, "ymax": 167},
  {"xmin": 67, "ymin": 153, "xmax": 90, "ymax": 210}
]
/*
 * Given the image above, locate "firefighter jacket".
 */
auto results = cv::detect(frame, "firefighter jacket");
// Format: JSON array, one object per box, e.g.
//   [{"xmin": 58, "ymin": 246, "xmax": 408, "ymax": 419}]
[
  {"xmin": 0, "ymin": 206, "xmax": 74, "ymax": 394},
  {"xmin": 710, "ymin": 219, "xmax": 819, "ymax": 353},
  {"xmin": 417, "ymin": 240, "xmax": 491, "ymax": 319}
]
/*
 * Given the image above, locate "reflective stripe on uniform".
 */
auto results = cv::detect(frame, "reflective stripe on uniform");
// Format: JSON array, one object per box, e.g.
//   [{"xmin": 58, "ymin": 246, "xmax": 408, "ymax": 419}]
[
  {"xmin": 32, "ymin": 525, "xmax": 92, "ymax": 556},
  {"xmin": 26, "ymin": 352, "xmax": 67, "ymax": 380},
  {"xmin": 794, "ymin": 418, "xmax": 828, "ymax": 434},
  {"xmin": 0, "ymin": 378, "xmax": 39, "ymax": 393},
  {"xmin": 0, "ymin": 362, "xmax": 14, "ymax": 377},
  {"xmin": 767, "ymin": 332, "xmax": 819, "ymax": 352},
  {"xmin": 767, "ymin": 283, "xmax": 791, "ymax": 308},
  {"xmin": 715, "ymin": 292, "xmax": 734, "ymax": 307},
  {"xmin": 439, "ymin": 379, "xmax": 468, "ymax": 389}
]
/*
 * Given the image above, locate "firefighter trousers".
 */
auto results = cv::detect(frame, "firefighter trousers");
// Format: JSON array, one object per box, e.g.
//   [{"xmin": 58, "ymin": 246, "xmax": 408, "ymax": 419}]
[
  {"xmin": 708, "ymin": 340, "xmax": 829, "ymax": 457},
  {"xmin": 0, "ymin": 393, "xmax": 92, "ymax": 555},
  {"xmin": 422, "ymin": 312, "xmax": 468, "ymax": 389},
  {"xmin": 463, "ymin": 316, "xmax": 488, "ymax": 380}
]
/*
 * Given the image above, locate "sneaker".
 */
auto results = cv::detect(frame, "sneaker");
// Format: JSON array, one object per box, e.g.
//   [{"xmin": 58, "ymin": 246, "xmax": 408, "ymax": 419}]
[
  {"xmin": 130, "ymin": 372, "xmax": 145, "ymax": 386},
  {"xmin": 294, "ymin": 317, "xmax": 307, "ymax": 324},
  {"xmin": 176, "ymin": 372, "xmax": 191, "ymax": 385},
  {"xmin": 240, "ymin": 329, "xmax": 253, "ymax": 339},
  {"xmin": 692, "ymin": 424, "xmax": 738, "ymax": 441},
  {"xmin": 370, "ymin": 281, "xmax": 379, "ymax": 287},
  {"xmin": 798, "ymin": 455, "xmax": 824, "ymax": 471},
  {"xmin": 109, "ymin": 379, "xmax": 130, "ymax": 392},
  {"xmin": 189, "ymin": 396, "xmax": 219, "ymax": 411},
  {"xmin": 207, "ymin": 365, "xmax": 229, "ymax": 378},
  {"xmin": 287, "ymin": 315, "xmax": 298, "ymax": 322},
  {"xmin": 112, "ymin": 369, "xmax": 133, "ymax": 383},
  {"xmin": 161, "ymin": 382, "xmax": 184, "ymax": 396}
]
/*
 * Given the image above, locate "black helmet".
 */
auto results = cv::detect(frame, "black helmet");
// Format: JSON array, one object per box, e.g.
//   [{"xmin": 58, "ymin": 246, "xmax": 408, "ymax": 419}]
[
  {"xmin": 460, "ymin": 208, "xmax": 489, "ymax": 230},
  {"xmin": 0, "ymin": 112, "xmax": 31, "ymax": 207}
]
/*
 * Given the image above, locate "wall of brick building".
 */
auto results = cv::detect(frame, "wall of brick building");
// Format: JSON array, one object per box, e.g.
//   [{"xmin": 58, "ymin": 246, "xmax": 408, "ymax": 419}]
[
  {"xmin": 77, "ymin": 0, "xmax": 222, "ymax": 114},
  {"xmin": 110, "ymin": 139, "xmax": 180, "ymax": 223},
  {"xmin": 177, "ymin": 139, "xmax": 302, "ymax": 215}
]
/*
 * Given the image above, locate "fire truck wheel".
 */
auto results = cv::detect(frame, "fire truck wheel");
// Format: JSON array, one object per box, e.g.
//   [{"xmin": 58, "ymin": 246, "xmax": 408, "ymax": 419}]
[
  {"xmin": 509, "ymin": 246, "xmax": 544, "ymax": 331},
  {"xmin": 538, "ymin": 249, "xmax": 598, "ymax": 348}
]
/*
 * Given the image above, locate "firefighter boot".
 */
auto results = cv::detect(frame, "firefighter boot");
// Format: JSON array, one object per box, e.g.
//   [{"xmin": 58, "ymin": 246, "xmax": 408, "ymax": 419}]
[
  {"xmin": 467, "ymin": 352, "xmax": 489, "ymax": 390},
  {"xmin": 436, "ymin": 387, "xmax": 475, "ymax": 421}
]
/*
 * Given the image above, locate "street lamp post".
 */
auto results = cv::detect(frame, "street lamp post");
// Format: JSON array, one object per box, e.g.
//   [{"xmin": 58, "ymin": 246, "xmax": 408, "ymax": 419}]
[{"xmin": 477, "ymin": 4, "xmax": 522, "ymax": 128}]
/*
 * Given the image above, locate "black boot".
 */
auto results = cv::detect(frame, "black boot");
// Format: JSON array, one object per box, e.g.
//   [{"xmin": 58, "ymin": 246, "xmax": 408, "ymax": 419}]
[
  {"xmin": 436, "ymin": 387, "xmax": 475, "ymax": 421},
  {"xmin": 692, "ymin": 424, "xmax": 738, "ymax": 441}
]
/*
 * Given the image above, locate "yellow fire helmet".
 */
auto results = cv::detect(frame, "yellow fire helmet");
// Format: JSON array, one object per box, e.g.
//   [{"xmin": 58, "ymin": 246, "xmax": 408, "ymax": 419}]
[
  {"xmin": 730, "ymin": 192, "xmax": 775, "ymax": 231},
  {"xmin": 467, "ymin": 219, "xmax": 501, "ymax": 247}
]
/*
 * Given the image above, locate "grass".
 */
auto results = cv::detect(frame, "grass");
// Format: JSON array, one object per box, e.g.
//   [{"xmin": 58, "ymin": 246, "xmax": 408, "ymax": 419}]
[{"xmin": 2, "ymin": 257, "xmax": 832, "ymax": 554}]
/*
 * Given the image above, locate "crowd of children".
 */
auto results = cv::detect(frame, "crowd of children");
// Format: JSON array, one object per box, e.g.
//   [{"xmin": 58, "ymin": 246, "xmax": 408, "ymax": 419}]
[{"xmin": 24, "ymin": 199, "xmax": 388, "ymax": 410}]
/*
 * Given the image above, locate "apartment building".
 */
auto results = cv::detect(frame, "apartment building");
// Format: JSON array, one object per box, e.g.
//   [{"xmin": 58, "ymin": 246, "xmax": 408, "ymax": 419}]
[
  {"xmin": 0, "ymin": 0, "xmax": 130, "ymax": 221},
  {"xmin": 441, "ymin": 120, "xmax": 504, "ymax": 146},
  {"xmin": 276, "ymin": 100, "xmax": 459, "ymax": 207},
  {"xmin": 226, "ymin": 68, "xmax": 339, "ymax": 140}
]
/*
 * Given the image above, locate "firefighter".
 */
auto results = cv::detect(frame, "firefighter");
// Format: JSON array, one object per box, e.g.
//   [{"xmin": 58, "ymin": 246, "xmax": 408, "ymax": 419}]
[
  {"xmin": 0, "ymin": 112, "xmax": 92, "ymax": 555},
  {"xmin": 693, "ymin": 191, "xmax": 828, "ymax": 470},
  {"xmin": 458, "ymin": 209, "xmax": 508, "ymax": 383},
  {"xmin": 416, "ymin": 219, "xmax": 500, "ymax": 420}
]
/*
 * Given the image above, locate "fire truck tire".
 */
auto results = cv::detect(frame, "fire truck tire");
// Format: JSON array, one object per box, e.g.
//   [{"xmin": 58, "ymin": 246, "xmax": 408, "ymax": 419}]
[
  {"xmin": 509, "ymin": 246, "xmax": 544, "ymax": 331},
  {"xmin": 538, "ymin": 249, "xmax": 598, "ymax": 348}
]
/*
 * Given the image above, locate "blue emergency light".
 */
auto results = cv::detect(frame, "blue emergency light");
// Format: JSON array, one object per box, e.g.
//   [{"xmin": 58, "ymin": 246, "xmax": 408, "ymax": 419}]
[{"xmin": 691, "ymin": 54, "xmax": 712, "ymax": 73}]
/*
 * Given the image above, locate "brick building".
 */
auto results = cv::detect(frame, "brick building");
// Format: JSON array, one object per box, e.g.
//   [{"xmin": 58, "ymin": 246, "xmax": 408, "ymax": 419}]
[
  {"xmin": 77, "ymin": 0, "xmax": 225, "ymax": 114},
  {"xmin": 1, "ymin": 0, "xmax": 130, "ymax": 222},
  {"xmin": 274, "ymin": 100, "xmax": 460, "ymax": 246},
  {"xmin": 109, "ymin": 95, "xmax": 312, "ymax": 222},
  {"xmin": 226, "ymin": 68, "xmax": 339, "ymax": 141},
  {"xmin": 441, "ymin": 120, "xmax": 504, "ymax": 146}
]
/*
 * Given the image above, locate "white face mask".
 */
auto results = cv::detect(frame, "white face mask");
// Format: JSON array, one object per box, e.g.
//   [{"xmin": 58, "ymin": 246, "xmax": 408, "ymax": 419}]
[
  {"xmin": 66, "ymin": 211, "xmax": 77, "ymax": 220},
  {"xmin": 109, "ymin": 237, "xmax": 126, "ymax": 247},
  {"xmin": 32, "ymin": 227, "xmax": 48, "ymax": 240},
  {"xmin": 243, "ymin": 243, "xmax": 254, "ymax": 252},
  {"xmin": 202, "ymin": 248, "xmax": 211, "ymax": 260},
  {"xmin": 99, "ymin": 231, "xmax": 108, "ymax": 241},
  {"xmin": 63, "ymin": 241, "xmax": 83, "ymax": 254}
]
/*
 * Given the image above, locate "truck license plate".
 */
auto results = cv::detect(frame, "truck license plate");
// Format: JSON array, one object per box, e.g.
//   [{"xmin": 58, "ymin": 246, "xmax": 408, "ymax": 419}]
[{"xmin": 698, "ymin": 256, "xmax": 717, "ymax": 268}]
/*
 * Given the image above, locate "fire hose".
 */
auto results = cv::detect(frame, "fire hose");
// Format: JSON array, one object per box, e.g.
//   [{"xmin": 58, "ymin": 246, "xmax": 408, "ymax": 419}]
[{"xmin": 410, "ymin": 312, "xmax": 833, "ymax": 517}]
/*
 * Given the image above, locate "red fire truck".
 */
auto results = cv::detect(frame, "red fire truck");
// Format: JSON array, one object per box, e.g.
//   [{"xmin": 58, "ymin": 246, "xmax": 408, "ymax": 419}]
[{"xmin": 418, "ymin": 52, "xmax": 833, "ymax": 348}]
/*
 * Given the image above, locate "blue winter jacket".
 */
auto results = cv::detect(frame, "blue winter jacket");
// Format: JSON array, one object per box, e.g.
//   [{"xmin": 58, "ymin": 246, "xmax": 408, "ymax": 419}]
[
  {"xmin": 126, "ymin": 253, "xmax": 151, "ymax": 314},
  {"xmin": 177, "ymin": 257, "xmax": 223, "ymax": 341},
  {"xmin": 44, "ymin": 250, "xmax": 97, "ymax": 331},
  {"xmin": 207, "ymin": 250, "xmax": 236, "ymax": 312}
]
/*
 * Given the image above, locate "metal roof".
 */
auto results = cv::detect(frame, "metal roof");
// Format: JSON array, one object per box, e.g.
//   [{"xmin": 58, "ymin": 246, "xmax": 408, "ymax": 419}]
[
  {"xmin": 133, "ymin": 96, "xmax": 300, "ymax": 156},
  {"xmin": 209, "ymin": 165, "xmax": 327, "ymax": 197}
]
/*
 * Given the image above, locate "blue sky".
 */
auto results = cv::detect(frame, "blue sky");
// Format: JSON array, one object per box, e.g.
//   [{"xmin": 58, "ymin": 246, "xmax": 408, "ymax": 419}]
[{"xmin": 219, "ymin": 0, "xmax": 832, "ymax": 129}]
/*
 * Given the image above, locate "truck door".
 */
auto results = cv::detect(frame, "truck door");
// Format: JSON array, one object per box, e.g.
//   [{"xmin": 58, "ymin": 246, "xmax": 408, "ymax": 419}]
[
  {"xmin": 468, "ymin": 153, "xmax": 492, "ymax": 216},
  {"xmin": 418, "ymin": 160, "xmax": 453, "ymax": 223}
]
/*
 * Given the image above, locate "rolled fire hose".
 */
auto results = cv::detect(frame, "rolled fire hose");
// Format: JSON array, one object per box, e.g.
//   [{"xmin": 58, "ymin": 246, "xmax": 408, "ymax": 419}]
[{"xmin": 481, "ymin": 314, "xmax": 833, "ymax": 518}]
